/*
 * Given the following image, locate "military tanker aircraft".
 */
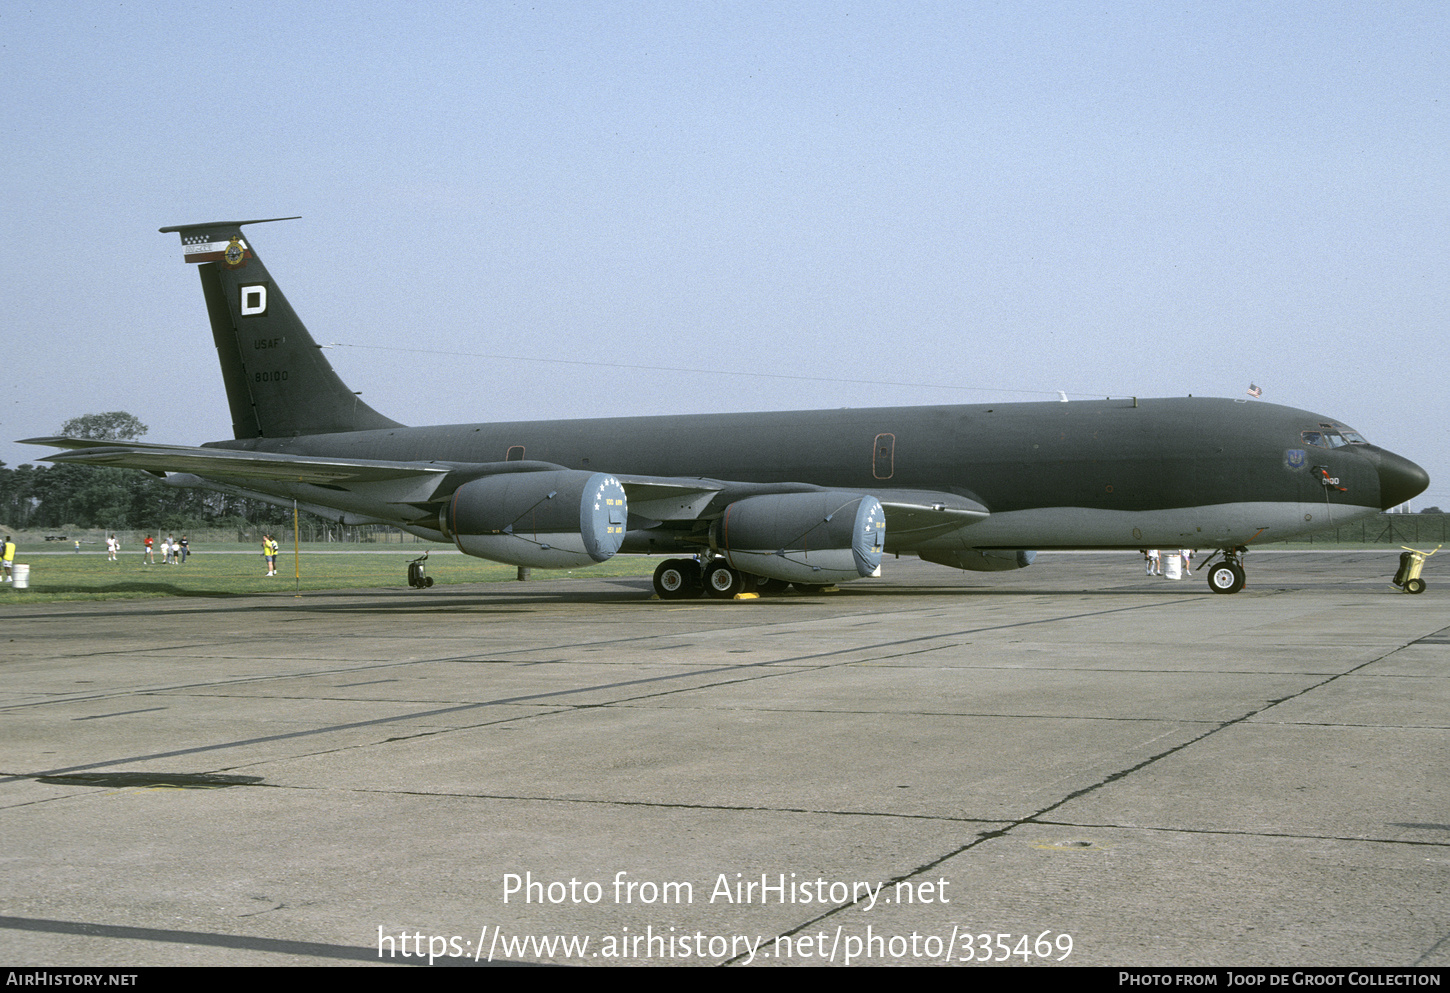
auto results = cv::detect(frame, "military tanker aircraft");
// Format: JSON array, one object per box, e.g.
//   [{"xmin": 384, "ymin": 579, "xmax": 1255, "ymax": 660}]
[{"xmin": 23, "ymin": 218, "xmax": 1429, "ymax": 597}]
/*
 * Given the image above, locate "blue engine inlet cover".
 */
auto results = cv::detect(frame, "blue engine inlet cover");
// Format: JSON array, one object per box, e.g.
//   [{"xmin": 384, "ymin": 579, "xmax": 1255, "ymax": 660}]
[
  {"xmin": 445, "ymin": 470, "xmax": 627, "ymax": 568},
  {"xmin": 717, "ymin": 491, "xmax": 885, "ymax": 584}
]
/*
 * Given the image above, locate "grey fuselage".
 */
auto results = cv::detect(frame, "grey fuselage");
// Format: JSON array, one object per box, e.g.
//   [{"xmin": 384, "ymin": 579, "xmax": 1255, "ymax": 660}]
[
  {"xmin": 136, "ymin": 218, "xmax": 1425, "ymax": 560},
  {"xmin": 208, "ymin": 396, "xmax": 1424, "ymax": 553}
]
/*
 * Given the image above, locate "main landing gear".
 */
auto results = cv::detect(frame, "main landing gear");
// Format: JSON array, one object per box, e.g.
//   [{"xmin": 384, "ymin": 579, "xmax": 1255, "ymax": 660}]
[
  {"xmin": 651, "ymin": 557, "xmax": 809, "ymax": 600},
  {"xmin": 407, "ymin": 551, "xmax": 434, "ymax": 588},
  {"xmin": 704, "ymin": 559, "xmax": 746, "ymax": 598},
  {"xmin": 1204, "ymin": 548, "xmax": 1247, "ymax": 595},
  {"xmin": 652, "ymin": 558, "xmax": 702, "ymax": 599}
]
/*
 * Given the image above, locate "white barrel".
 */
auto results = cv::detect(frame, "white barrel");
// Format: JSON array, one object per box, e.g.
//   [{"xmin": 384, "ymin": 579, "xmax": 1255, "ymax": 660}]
[
  {"xmin": 1162, "ymin": 554, "xmax": 1182, "ymax": 580},
  {"xmin": 12, "ymin": 564, "xmax": 30, "ymax": 589}
]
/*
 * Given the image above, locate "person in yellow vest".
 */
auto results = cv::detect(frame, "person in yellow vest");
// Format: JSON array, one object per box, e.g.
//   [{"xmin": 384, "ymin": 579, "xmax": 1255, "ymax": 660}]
[
  {"xmin": 2, "ymin": 536, "xmax": 15, "ymax": 582},
  {"xmin": 263, "ymin": 534, "xmax": 278, "ymax": 576}
]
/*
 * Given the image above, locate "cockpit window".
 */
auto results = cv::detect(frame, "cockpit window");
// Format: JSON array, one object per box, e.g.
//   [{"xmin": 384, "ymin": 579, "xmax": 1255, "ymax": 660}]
[{"xmin": 1303, "ymin": 425, "xmax": 1368, "ymax": 448}]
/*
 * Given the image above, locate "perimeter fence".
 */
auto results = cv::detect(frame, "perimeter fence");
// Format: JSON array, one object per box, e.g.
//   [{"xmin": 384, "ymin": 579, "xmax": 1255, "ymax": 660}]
[
  {"xmin": 1272, "ymin": 513, "xmax": 1448, "ymax": 546},
  {"xmin": 4, "ymin": 524, "xmax": 431, "ymax": 546}
]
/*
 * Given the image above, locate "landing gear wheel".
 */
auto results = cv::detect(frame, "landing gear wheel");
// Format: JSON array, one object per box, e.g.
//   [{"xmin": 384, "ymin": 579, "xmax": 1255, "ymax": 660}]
[
  {"xmin": 1207, "ymin": 562, "xmax": 1246, "ymax": 594},
  {"xmin": 704, "ymin": 560, "xmax": 746, "ymax": 599},
  {"xmin": 653, "ymin": 559, "xmax": 701, "ymax": 600},
  {"xmin": 755, "ymin": 577, "xmax": 791, "ymax": 596},
  {"xmin": 1405, "ymin": 577, "xmax": 1427, "ymax": 594},
  {"xmin": 792, "ymin": 582, "xmax": 827, "ymax": 594}
]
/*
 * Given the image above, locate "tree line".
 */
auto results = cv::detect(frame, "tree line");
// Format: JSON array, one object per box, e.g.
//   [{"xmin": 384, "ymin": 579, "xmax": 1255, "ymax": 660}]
[
  {"xmin": 0, "ymin": 412, "xmax": 327, "ymax": 534},
  {"xmin": 0, "ymin": 461, "xmax": 319, "ymax": 533}
]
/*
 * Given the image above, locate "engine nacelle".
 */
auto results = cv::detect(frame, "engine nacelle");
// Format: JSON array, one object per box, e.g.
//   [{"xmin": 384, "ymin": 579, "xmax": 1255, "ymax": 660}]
[
  {"xmin": 918, "ymin": 548, "xmax": 1036, "ymax": 572},
  {"xmin": 442, "ymin": 470, "xmax": 627, "ymax": 568},
  {"xmin": 715, "ymin": 491, "xmax": 885, "ymax": 584}
]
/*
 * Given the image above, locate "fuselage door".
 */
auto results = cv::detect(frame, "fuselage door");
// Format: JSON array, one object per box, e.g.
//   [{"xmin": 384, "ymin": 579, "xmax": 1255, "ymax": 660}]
[{"xmin": 873, "ymin": 433, "xmax": 895, "ymax": 480}]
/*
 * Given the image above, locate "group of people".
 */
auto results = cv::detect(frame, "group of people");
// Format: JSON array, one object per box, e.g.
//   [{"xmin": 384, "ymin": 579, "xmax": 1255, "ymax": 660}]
[
  {"xmin": 138, "ymin": 534, "xmax": 189, "ymax": 565},
  {"xmin": 1144, "ymin": 549, "xmax": 1194, "ymax": 576}
]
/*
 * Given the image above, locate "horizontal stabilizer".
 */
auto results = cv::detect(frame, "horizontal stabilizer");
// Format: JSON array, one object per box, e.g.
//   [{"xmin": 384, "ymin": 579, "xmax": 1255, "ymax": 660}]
[{"xmin": 158, "ymin": 217, "xmax": 301, "ymax": 263}]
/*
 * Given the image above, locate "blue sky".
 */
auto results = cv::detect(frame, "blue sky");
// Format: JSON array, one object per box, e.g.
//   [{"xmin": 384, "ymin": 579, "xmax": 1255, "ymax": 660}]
[{"xmin": 3, "ymin": 1, "xmax": 1446, "ymax": 505}]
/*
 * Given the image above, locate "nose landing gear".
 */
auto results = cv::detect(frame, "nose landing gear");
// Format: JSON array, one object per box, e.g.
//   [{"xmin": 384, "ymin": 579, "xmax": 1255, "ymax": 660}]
[{"xmin": 1205, "ymin": 548, "xmax": 1247, "ymax": 594}]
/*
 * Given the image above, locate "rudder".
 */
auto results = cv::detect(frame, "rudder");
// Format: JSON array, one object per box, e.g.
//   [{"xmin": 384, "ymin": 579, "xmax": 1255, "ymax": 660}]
[{"xmin": 160, "ymin": 217, "xmax": 400, "ymax": 439}]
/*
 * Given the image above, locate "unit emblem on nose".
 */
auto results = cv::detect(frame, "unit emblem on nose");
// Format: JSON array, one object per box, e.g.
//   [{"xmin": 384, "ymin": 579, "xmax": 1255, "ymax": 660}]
[{"xmin": 1284, "ymin": 449, "xmax": 1306, "ymax": 469}]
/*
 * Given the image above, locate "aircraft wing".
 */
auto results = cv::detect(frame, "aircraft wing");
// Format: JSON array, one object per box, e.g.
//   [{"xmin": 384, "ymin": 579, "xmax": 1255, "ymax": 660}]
[
  {"xmin": 874, "ymin": 489, "xmax": 989, "ymax": 542},
  {"xmin": 613, "ymin": 477, "xmax": 988, "ymax": 537},
  {"xmin": 618, "ymin": 478, "xmax": 725, "ymax": 522},
  {"xmin": 22, "ymin": 439, "xmax": 990, "ymax": 542},
  {"xmin": 23, "ymin": 438, "xmax": 452, "ymax": 485},
  {"xmin": 615, "ymin": 476, "xmax": 832, "ymax": 522},
  {"xmin": 23, "ymin": 440, "xmax": 735, "ymax": 514},
  {"xmin": 21, "ymin": 436, "xmax": 192, "ymax": 452}
]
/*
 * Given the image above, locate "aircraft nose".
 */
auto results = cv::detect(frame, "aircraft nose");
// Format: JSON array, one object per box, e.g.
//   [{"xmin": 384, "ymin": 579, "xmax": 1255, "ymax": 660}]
[{"xmin": 1370, "ymin": 448, "xmax": 1430, "ymax": 510}]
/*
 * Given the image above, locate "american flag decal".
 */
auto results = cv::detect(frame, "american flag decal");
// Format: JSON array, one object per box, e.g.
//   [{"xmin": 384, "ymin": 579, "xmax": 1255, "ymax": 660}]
[
  {"xmin": 1246, "ymin": 384, "xmax": 1262, "ymax": 398},
  {"xmin": 179, "ymin": 233, "xmax": 249, "ymax": 264}
]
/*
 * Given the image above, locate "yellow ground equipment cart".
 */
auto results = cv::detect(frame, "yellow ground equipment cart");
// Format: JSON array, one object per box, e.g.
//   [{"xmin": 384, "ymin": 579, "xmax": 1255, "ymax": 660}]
[{"xmin": 1391, "ymin": 545, "xmax": 1439, "ymax": 594}]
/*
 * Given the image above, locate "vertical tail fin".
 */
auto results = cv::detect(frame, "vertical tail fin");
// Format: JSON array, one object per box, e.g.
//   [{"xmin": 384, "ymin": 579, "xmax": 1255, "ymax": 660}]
[{"xmin": 159, "ymin": 217, "xmax": 400, "ymax": 439}]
